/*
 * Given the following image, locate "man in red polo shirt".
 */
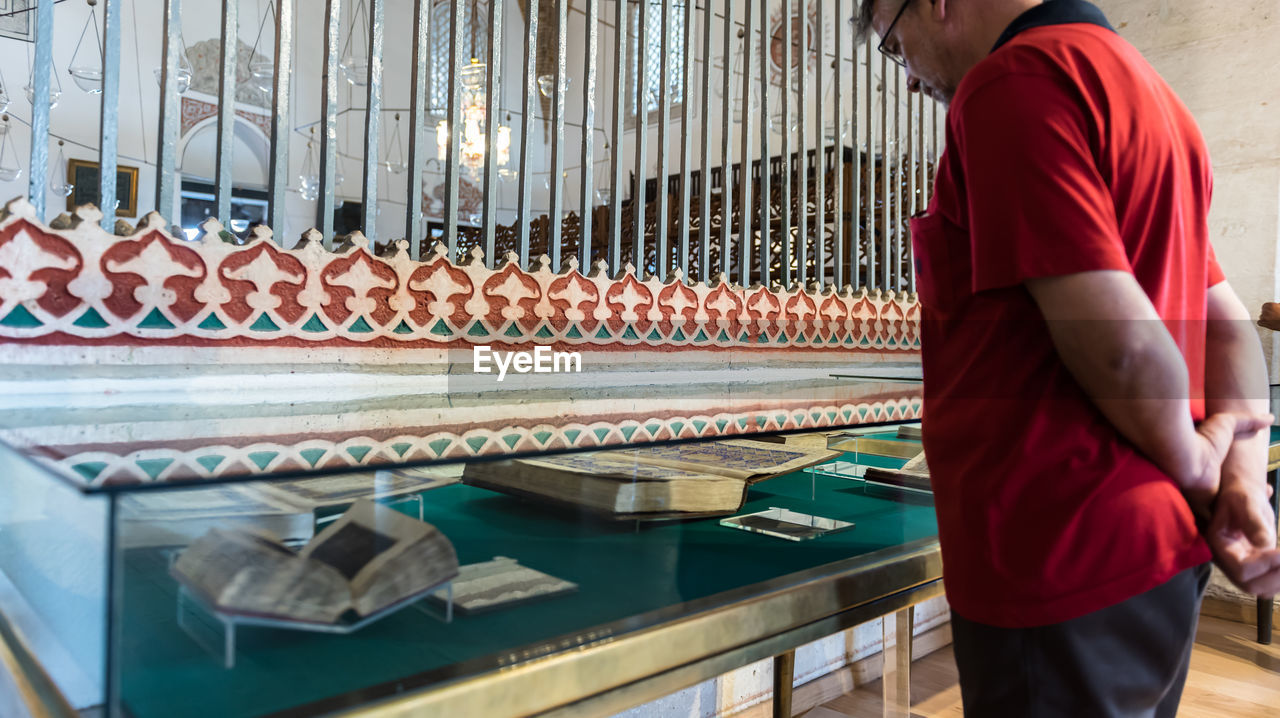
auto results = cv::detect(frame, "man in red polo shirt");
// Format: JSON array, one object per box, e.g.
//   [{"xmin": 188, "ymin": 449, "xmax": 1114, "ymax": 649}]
[{"xmin": 859, "ymin": 0, "xmax": 1280, "ymax": 714}]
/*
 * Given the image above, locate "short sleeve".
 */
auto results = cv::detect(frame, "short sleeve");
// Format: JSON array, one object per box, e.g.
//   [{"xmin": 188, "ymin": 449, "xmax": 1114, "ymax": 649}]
[{"xmin": 952, "ymin": 71, "xmax": 1131, "ymax": 294}]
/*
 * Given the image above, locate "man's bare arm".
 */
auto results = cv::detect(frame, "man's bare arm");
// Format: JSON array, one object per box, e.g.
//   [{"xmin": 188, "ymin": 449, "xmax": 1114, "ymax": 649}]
[{"xmin": 1024, "ymin": 270, "xmax": 1267, "ymax": 496}]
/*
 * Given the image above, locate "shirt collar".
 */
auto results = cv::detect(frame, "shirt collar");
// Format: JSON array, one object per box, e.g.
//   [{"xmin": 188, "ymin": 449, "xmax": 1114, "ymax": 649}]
[{"xmin": 991, "ymin": 0, "xmax": 1115, "ymax": 53}]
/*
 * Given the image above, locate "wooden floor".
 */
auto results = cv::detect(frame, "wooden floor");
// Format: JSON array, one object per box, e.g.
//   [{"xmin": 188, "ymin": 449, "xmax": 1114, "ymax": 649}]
[{"xmin": 806, "ymin": 616, "xmax": 1280, "ymax": 718}]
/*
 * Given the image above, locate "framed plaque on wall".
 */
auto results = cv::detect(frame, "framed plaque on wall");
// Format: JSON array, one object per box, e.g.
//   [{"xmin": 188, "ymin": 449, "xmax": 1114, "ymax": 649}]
[{"xmin": 67, "ymin": 159, "xmax": 140, "ymax": 218}]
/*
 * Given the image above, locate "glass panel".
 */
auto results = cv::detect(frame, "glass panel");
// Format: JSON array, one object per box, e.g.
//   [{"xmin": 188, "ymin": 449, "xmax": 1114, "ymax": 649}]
[{"xmin": 0, "ymin": 441, "xmax": 109, "ymax": 712}]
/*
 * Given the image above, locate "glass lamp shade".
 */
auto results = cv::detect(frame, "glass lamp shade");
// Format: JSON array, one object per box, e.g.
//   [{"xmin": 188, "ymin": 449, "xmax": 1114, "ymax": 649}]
[
  {"xmin": 0, "ymin": 167, "xmax": 22, "ymax": 182},
  {"xmin": 382, "ymin": 160, "xmax": 407, "ymax": 175},
  {"xmin": 460, "ymin": 61, "xmax": 486, "ymax": 90},
  {"xmin": 339, "ymin": 56, "xmax": 369, "ymax": 86},
  {"xmin": 68, "ymin": 66, "xmax": 103, "ymax": 94},
  {"xmin": 299, "ymin": 175, "xmax": 320, "ymax": 202},
  {"xmin": 249, "ymin": 60, "xmax": 274, "ymax": 93},
  {"xmin": 25, "ymin": 84, "xmax": 60, "ymax": 111},
  {"xmin": 0, "ymin": 88, "xmax": 9, "ymax": 115},
  {"xmin": 153, "ymin": 66, "xmax": 192, "ymax": 94}
]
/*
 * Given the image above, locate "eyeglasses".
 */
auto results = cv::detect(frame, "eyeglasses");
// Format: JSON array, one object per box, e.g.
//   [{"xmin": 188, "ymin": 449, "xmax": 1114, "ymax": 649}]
[{"xmin": 877, "ymin": 0, "xmax": 913, "ymax": 67}]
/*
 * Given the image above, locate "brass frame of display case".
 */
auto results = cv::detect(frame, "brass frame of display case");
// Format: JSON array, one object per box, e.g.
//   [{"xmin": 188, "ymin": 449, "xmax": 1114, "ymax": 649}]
[
  {"xmin": 279, "ymin": 538, "xmax": 944, "ymax": 718},
  {"xmin": 0, "ymin": 607, "xmax": 79, "ymax": 718}
]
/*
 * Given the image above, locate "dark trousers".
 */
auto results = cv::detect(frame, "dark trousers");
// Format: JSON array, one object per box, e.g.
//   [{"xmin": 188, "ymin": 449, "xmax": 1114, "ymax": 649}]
[{"xmin": 951, "ymin": 563, "xmax": 1211, "ymax": 718}]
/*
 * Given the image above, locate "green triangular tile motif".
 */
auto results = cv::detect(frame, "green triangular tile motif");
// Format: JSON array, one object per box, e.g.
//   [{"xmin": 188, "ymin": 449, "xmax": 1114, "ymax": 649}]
[
  {"xmin": 671, "ymin": 327, "xmax": 686, "ymax": 341},
  {"xmin": 810, "ymin": 411, "xmax": 822, "ymax": 422},
  {"xmin": 564, "ymin": 429, "xmax": 582, "ymax": 443},
  {"xmin": 694, "ymin": 329, "xmax": 710, "ymax": 342},
  {"xmin": 349, "ymin": 316, "xmax": 375, "ymax": 333},
  {"xmin": 873, "ymin": 407, "xmax": 883, "ymax": 419},
  {"xmin": 692, "ymin": 419, "xmax": 707, "ymax": 433},
  {"xmin": 775, "ymin": 331, "xmax": 788, "ymax": 344},
  {"xmin": 300, "ymin": 313, "xmax": 326, "ymax": 332},
  {"xmin": 793, "ymin": 413, "xmax": 805, "ymax": 425},
  {"xmin": 842, "ymin": 408, "xmax": 853, "ymax": 421},
  {"xmin": 646, "ymin": 328, "xmax": 663, "ymax": 342},
  {"xmin": 502, "ymin": 433, "xmax": 522, "ymax": 449},
  {"xmin": 247, "ymin": 451, "xmax": 278, "ymax": 470},
  {"xmin": 858, "ymin": 407, "xmax": 869, "ymax": 419},
  {"xmin": 137, "ymin": 458, "xmax": 174, "ymax": 480},
  {"xmin": 859, "ymin": 336, "xmax": 872, "ymax": 346},
  {"xmin": 249, "ymin": 313, "xmax": 280, "ymax": 332},
  {"xmin": 392, "ymin": 320, "xmax": 414, "ymax": 335},
  {"xmin": 756, "ymin": 415, "xmax": 768, "ymax": 427},
  {"xmin": 429, "ymin": 319, "xmax": 453, "ymax": 337},
  {"xmin": 795, "ymin": 333, "xmax": 807, "ymax": 344},
  {"xmin": 72, "ymin": 306, "xmax": 109, "ymax": 328},
  {"xmin": 826, "ymin": 410, "xmax": 838, "ymax": 421},
  {"xmin": 715, "ymin": 418, "xmax": 728, "ymax": 432},
  {"xmin": 347, "ymin": 446, "xmax": 372, "ymax": 462},
  {"xmin": 199, "ymin": 313, "xmax": 228, "ymax": 330},
  {"xmin": 428, "ymin": 439, "xmax": 454, "ymax": 456},
  {"xmin": 757, "ymin": 332, "xmax": 769, "ymax": 344},
  {"xmin": 196, "ymin": 455, "xmax": 225, "ymax": 473},
  {"xmin": 844, "ymin": 334, "xmax": 855, "ymax": 345},
  {"xmin": 778, "ymin": 414, "xmax": 790, "ymax": 426},
  {"xmin": 716, "ymin": 330, "xmax": 731, "ymax": 342},
  {"xmin": 645, "ymin": 423, "xmax": 662, "ymax": 436},
  {"xmin": 300, "ymin": 448, "xmax": 327, "ymax": 467},
  {"xmin": 504, "ymin": 322, "xmax": 524, "ymax": 338},
  {"xmin": 465, "ymin": 437, "xmax": 488, "ymax": 453},
  {"xmin": 593, "ymin": 427, "xmax": 611, "ymax": 441},
  {"xmin": 738, "ymin": 417, "xmax": 749, "ymax": 429},
  {"xmin": 534, "ymin": 324, "xmax": 555, "ymax": 339},
  {"xmin": 595, "ymin": 326, "xmax": 614, "ymax": 340},
  {"xmin": 71, "ymin": 462, "xmax": 108, "ymax": 482},
  {"xmin": 738, "ymin": 332, "xmax": 751, "ymax": 343},
  {"xmin": 0, "ymin": 304, "xmax": 41, "ymax": 328},
  {"xmin": 670, "ymin": 421, "xmax": 685, "ymax": 435},
  {"xmin": 620, "ymin": 425, "xmax": 639, "ymax": 441},
  {"xmin": 533, "ymin": 430, "xmax": 553, "ymax": 445},
  {"xmin": 887, "ymin": 336, "xmax": 897, "ymax": 346},
  {"xmin": 467, "ymin": 320, "xmax": 490, "ymax": 337},
  {"xmin": 138, "ymin": 308, "xmax": 175, "ymax": 330},
  {"xmin": 620, "ymin": 325, "xmax": 640, "ymax": 341},
  {"xmin": 391, "ymin": 442, "xmax": 412, "ymax": 457},
  {"xmin": 566, "ymin": 324, "xmax": 583, "ymax": 339}
]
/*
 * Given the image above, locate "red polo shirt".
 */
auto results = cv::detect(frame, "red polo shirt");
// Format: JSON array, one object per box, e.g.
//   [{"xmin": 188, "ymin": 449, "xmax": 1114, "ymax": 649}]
[{"xmin": 913, "ymin": 20, "xmax": 1221, "ymax": 627}]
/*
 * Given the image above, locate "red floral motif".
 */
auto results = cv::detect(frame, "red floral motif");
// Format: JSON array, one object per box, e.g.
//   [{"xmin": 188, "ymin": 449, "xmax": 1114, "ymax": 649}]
[
  {"xmin": 100, "ymin": 230, "xmax": 205, "ymax": 321},
  {"xmin": 406, "ymin": 256, "xmax": 474, "ymax": 329},
  {"xmin": 217, "ymin": 243, "xmax": 308, "ymax": 325},
  {"xmin": 604, "ymin": 273, "xmax": 655, "ymax": 336},
  {"xmin": 320, "ymin": 251, "xmax": 400, "ymax": 327},
  {"xmin": 479, "ymin": 261, "xmax": 541, "ymax": 330},
  {"xmin": 546, "ymin": 269, "xmax": 600, "ymax": 333},
  {"xmin": 0, "ymin": 220, "xmax": 84, "ymax": 318}
]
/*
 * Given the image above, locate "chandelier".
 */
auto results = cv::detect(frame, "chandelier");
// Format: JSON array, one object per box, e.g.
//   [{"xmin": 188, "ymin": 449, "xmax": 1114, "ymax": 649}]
[{"xmin": 436, "ymin": 59, "xmax": 510, "ymax": 172}]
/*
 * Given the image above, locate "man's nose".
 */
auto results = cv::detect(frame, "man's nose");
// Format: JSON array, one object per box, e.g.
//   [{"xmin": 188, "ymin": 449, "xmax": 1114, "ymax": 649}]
[{"xmin": 907, "ymin": 75, "xmax": 922, "ymax": 93}]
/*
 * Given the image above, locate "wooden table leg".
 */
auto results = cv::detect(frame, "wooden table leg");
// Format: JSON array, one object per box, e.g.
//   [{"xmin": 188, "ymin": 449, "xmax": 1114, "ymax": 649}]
[
  {"xmin": 882, "ymin": 606, "xmax": 914, "ymax": 718},
  {"xmin": 773, "ymin": 650, "xmax": 795, "ymax": 718}
]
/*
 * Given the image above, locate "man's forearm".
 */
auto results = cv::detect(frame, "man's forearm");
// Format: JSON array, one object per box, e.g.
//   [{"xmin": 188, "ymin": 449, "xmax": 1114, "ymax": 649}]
[{"xmin": 1205, "ymin": 287, "xmax": 1270, "ymax": 488}]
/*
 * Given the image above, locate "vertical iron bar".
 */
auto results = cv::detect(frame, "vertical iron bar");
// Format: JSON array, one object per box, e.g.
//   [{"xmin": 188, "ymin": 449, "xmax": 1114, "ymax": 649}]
[
  {"xmin": 796, "ymin": 0, "xmax": 807, "ymax": 287},
  {"xmin": 814, "ymin": 0, "xmax": 825, "ymax": 289},
  {"xmin": 757, "ymin": 0, "xmax": 769, "ymax": 288},
  {"xmin": 931, "ymin": 99, "xmax": 938, "ymax": 199},
  {"xmin": 406, "ymin": 0, "xmax": 430, "ymax": 259},
  {"xmin": 267, "ymin": 0, "xmax": 293, "ymax": 236},
  {"xmin": 864, "ymin": 39, "xmax": 874, "ymax": 289},
  {"xmin": 26, "ymin": 0, "xmax": 54, "ymax": 219},
  {"xmin": 779, "ymin": 0, "xmax": 791, "ymax": 290},
  {"xmin": 517, "ymin": 0, "xmax": 540, "ymax": 267},
  {"xmin": 677, "ymin": 0, "xmax": 694, "ymax": 282},
  {"xmin": 608, "ymin": 0, "xmax": 626, "ymax": 274},
  {"xmin": 906, "ymin": 79, "xmax": 916, "ymax": 294},
  {"xmin": 155, "ymin": 0, "xmax": 182, "ymax": 221},
  {"xmin": 360, "ymin": 0, "xmax": 384, "ymax": 242},
  {"xmin": 97, "ymin": 0, "xmax": 121, "ymax": 230},
  {"xmin": 549, "ymin": 0, "xmax": 567, "ymax": 269},
  {"xmin": 443, "ymin": 0, "xmax": 466, "ymax": 259},
  {"xmin": 719, "ymin": 0, "xmax": 733, "ymax": 280},
  {"xmin": 892, "ymin": 63, "xmax": 900, "ymax": 292},
  {"xmin": 318, "ymin": 0, "xmax": 342, "ymax": 244},
  {"xmin": 832, "ymin": 0, "xmax": 843, "ymax": 289},
  {"xmin": 737, "ymin": 0, "xmax": 752, "ymax": 286},
  {"xmin": 879, "ymin": 53, "xmax": 889, "ymax": 289},
  {"xmin": 483, "ymin": 0, "xmax": 504, "ymax": 265},
  {"xmin": 578, "ymin": 0, "xmax": 597, "ymax": 269},
  {"xmin": 697, "ymin": 0, "xmax": 713, "ymax": 283},
  {"xmin": 214, "ymin": 0, "xmax": 237, "ymax": 225},
  {"xmin": 633, "ymin": 0, "xmax": 648, "ymax": 275},
  {"xmin": 850, "ymin": 26, "xmax": 860, "ymax": 289},
  {"xmin": 654, "ymin": 0, "xmax": 671, "ymax": 280}
]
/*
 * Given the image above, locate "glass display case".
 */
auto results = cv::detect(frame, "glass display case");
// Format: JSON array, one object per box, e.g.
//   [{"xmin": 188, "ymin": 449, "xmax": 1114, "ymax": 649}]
[{"xmin": 0, "ymin": 374, "xmax": 940, "ymax": 718}]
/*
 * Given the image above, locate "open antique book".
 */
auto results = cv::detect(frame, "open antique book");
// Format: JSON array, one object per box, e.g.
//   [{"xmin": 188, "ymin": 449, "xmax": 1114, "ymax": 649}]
[
  {"xmin": 862, "ymin": 450, "xmax": 931, "ymax": 492},
  {"xmin": 462, "ymin": 439, "xmax": 838, "ymax": 518},
  {"xmin": 171, "ymin": 499, "xmax": 459, "ymax": 624}
]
